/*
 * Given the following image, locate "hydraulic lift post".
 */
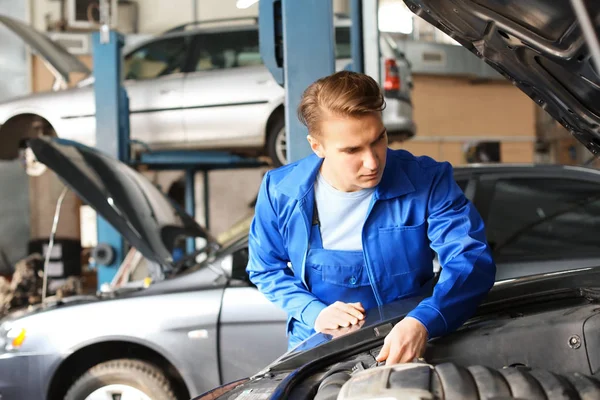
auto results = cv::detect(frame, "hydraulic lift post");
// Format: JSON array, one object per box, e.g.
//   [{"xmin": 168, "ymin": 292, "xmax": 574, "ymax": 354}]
[
  {"xmin": 259, "ymin": 0, "xmax": 336, "ymax": 163},
  {"xmin": 92, "ymin": 4, "xmax": 130, "ymax": 289}
]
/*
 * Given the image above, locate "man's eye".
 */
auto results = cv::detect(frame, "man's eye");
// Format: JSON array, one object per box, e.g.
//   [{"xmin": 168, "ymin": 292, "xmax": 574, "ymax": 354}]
[{"xmin": 345, "ymin": 148, "xmax": 358, "ymax": 154}]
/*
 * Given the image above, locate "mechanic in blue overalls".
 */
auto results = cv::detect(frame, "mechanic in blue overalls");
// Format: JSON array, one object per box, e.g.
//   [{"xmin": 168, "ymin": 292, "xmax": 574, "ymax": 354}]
[{"xmin": 247, "ymin": 71, "xmax": 496, "ymax": 365}]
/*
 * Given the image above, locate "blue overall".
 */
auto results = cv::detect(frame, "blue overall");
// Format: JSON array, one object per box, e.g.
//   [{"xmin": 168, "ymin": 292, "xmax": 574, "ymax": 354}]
[
  {"xmin": 247, "ymin": 149, "xmax": 497, "ymax": 351},
  {"xmin": 288, "ymin": 210, "xmax": 379, "ymax": 349}
]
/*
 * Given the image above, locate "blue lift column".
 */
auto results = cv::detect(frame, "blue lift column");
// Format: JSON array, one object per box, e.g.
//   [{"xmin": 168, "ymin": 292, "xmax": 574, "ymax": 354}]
[
  {"xmin": 259, "ymin": 0, "xmax": 335, "ymax": 163},
  {"xmin": 92, "ymin": 27, "xmax": 130, "ymax": 288}
]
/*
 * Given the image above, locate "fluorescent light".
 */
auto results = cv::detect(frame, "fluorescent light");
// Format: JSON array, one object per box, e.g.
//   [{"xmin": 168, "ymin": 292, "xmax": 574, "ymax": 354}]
[{"xmin": 236, "ymin": 0, "xmax": 259, "ymax": 9}]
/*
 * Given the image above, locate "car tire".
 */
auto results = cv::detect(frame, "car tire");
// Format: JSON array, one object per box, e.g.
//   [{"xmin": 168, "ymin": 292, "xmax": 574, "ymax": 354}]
[
  {"xmin": 64, "ymin": 359, "xmax": 177, "ymax": 400},
  {"xmin": 266, "ymin": 114, "xmax": 286, "ymax": 168}
]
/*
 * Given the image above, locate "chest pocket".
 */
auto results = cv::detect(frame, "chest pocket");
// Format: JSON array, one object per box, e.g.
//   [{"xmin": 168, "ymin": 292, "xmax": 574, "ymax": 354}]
[
  {"xmin": 307, "ymin": 249, "xmax": 370, "ymax": 288},
  {"xmin": 377, "ymin": 220, "xmax": 431, "ymax": 277}
]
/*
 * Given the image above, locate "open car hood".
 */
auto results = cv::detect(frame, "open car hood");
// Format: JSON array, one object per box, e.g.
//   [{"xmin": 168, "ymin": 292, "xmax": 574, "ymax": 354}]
[
  {"xmin": 405, "ymin": 0, "xmax": 600, "ymax": 154},
  {"xmin": 262, "ymin": 265, "xmax": 600, "ymax": 373},
  {"xmin": 27, "ymin": 137, "xmax": 217, "ymax": 273},
  {"xmin": 0, "ymin": 14, "xmax": 91, "ymax": 84}
]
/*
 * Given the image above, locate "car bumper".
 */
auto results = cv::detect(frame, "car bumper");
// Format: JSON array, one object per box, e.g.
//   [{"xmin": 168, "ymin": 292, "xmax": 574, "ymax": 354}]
[
  {"xmin": 383, "ymin": 97, "xmax": 416, "ymax": 140},
  {"xmin": 0, "ymin": 352, "xmax": 60, "ymax": 399}
]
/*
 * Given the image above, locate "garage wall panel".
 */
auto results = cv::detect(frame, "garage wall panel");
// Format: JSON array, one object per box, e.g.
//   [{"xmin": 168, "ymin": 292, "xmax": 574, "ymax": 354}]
[
  {"xmin": 439, "ymin": 142, "xmax": 466, "ymax": 166},
  {"xmin": 393, "ymin": 141, "xmax": 441, "ymax": 160},
  {"xmin": 29, "ymin": 171, "xmax": 81, "ymax": 241},
  {"xmin": 411, "ymin": 75, "xmax": 536, "ymax": 139},
  {"xmin": 501, "ymin": 141, "xmax": 535, "ymax": 163}
]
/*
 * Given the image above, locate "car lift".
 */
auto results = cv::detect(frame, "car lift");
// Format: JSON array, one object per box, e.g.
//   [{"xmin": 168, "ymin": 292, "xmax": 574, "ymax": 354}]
[{"xmin": 91, "ymin": 0, "xmax": 377, "ymax": 287}]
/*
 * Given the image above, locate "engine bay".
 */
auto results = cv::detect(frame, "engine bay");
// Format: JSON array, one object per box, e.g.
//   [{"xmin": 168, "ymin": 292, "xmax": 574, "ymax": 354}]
[
  {"xmin": 290, "ymin": 296, "xmax": 600, "ymax": 399},
  {"xmin": 217, "ymin": 292, "xmax": 600, "ymax": 400}
]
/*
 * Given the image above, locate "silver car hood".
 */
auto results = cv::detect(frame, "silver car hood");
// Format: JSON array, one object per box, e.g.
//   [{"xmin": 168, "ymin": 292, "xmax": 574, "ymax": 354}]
[
  {"xmin": 406, "ymin": 0, "xmax": 600, "ymax": 154},
  {"xmin": 0, "ymin": 14, "xmax": 91, "ymax": 84}
]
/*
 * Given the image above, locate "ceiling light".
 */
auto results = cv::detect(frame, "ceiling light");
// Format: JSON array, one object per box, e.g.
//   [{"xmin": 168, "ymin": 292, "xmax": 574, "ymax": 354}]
[{"xmin": 236, "ymin": 0, "xmax": 259, "ymax": 9}]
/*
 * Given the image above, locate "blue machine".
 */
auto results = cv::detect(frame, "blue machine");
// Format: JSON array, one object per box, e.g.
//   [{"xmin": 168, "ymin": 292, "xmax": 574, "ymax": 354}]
[{"xmin": 92, "ymin": 29, "xmax": 129, "ymax": 288}]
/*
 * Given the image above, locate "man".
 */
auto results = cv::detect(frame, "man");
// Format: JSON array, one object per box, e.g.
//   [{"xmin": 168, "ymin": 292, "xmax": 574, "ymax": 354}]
[{"xmin": 247, "ymin": 71, "xmax": 496, "ymax": 365}]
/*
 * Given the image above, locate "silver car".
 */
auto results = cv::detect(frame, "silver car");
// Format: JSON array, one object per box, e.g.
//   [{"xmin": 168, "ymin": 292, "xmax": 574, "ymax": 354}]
[
  {"xmin": 2, "ymin": 137, "xmax": 289, "ymax": 400},
  {"xmin": 0, "ymin": 15, "xmax": 416, "ymax": 167}
]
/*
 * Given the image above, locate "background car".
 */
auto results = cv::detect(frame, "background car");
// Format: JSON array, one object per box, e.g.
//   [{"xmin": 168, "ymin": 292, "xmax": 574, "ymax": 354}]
[
  {"xmin": 0, "ymin": 14, "xmax": 416, "ymax": 167},
  {"xmin": 5, "ymin": 137, "xmax": 600, "ymax": 400}
]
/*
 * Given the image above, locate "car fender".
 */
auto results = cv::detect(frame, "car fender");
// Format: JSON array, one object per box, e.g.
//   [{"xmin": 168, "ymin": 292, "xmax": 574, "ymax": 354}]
[
  {"xmin": 53, "ymin": 333, "xmax": 199, "ymax": 396},
  {"xmin": 0, "ymin": 105, "xmax": 64, "ymax": 134}
]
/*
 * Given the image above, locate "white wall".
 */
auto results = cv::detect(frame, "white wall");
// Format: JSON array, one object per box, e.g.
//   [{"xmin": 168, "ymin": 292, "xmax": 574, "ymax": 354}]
[
  {"xmin": 30, "ymin": 0, "xmax": 60, "ymax": 31},
  {"xmin": 133, "ymin": 0, "xmax": 260, "ymax": 33},
  {"xmin": 30, "ymin": 0, "xmax": 349, "ymax": 34},
  {"xmin": 30, "ymin": 0, "xmax": 259, "ymax": 33}
]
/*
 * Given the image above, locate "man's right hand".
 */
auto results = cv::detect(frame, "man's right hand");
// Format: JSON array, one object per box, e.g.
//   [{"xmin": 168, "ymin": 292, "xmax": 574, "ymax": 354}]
[{"xmin": 314, "ymin": 301, "xmax": 365, "ymax": 332}]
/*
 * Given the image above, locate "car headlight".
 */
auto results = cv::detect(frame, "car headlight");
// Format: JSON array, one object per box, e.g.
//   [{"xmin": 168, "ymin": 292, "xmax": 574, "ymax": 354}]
[{"xmin": 0, "ymin": 323, "xmax": 27, "ymax": 352}]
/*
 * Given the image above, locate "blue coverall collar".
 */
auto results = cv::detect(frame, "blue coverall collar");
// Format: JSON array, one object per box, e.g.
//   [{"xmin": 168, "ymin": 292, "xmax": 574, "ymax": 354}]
[{"xmin": 276, "ymin": 148, "xmax": 416, "ymax": 201}]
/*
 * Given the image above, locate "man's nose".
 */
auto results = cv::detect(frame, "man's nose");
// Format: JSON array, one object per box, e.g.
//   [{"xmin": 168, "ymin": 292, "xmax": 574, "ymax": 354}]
[{"xmin": 363, "ymin": 150, "xmax": 379, "ymax": 171}]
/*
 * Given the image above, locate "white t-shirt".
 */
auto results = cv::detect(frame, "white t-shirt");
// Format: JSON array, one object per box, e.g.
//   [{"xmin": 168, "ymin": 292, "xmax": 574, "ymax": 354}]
[{"xmin": 314, "ymin": 173, "xmax": 375, "ymax": 251}]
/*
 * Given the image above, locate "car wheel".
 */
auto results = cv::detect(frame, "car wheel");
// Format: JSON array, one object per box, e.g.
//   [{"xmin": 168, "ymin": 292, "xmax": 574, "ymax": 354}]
[
  {"xmin": 266, "ymin": 115, "xmax": 286, "ymax": 167},
  {"xmin": 64, "ymin": 359, "xmax": 177, "ymax": 400}
]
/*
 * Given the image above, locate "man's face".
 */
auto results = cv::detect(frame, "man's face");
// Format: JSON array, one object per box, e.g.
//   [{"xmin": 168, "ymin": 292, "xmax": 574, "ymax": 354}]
[{"xmin": 308, "ymin": 112, "xmax": 388, "ymax": 192}]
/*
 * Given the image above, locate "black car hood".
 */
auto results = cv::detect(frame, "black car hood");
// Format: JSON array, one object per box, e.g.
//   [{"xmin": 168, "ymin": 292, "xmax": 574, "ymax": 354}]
[
  {"xmin": 404, "ymin": 0, "xmax": 600, "ymax": 154},
  {"xmin": 263, "ymin": 266, "xmax": 600, "ymax": 373},
  {"xmin": 28, "ymin": 137, "xmax": 217, "ymax": 272}
]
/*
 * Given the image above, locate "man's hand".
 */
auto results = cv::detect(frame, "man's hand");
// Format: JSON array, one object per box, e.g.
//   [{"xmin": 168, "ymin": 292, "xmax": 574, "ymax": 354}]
[
  {"xmin": 314, "ymin": 301, "xmax": 365, "ymax": 333},
  {"xmin": 322, "ymin": 318, "xmax": 366, "ymax": 339},
  {"xmin": 376, "ymin": 317, "xmax": 428, "ymax": 365}
]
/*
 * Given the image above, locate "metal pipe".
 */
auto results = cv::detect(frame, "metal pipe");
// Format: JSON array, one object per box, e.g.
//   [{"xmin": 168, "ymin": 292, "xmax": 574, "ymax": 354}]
[
  {"xmin": 185, "ymin": 169, "xmax": 196, "ymax": 254},
  {"xmin": 203, "ymin": 170, "xmax": 210, "ymax": 231},
  {"xmin": 42, "ymin": 186, "xmax": 69, "ymax": 304},
  {"xmin": 192, "ymin": 0, "xmax": 198, "ymax": 23},
  {"xmin": 350, "ymin": 0, "xmax": 364, "ymax": 73},
  {"xmin": 569, "ymin": 0, "xmax": 600, "ymax": 72}
]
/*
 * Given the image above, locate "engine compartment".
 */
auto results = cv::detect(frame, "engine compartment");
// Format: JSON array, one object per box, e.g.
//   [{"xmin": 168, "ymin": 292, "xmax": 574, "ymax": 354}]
[
  {"xmin": 214, "ymin": 290, "xmax": 600, "ymax": 400},
  {"xmin": 289, "ymin": 296, "xmax": 600, "ymax": 399}
]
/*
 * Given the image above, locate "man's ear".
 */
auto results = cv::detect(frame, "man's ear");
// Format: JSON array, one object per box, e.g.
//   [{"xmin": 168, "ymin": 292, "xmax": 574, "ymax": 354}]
[{"xmin": 307, "ymin": 135, "xmax": 324, "ymax": 158}]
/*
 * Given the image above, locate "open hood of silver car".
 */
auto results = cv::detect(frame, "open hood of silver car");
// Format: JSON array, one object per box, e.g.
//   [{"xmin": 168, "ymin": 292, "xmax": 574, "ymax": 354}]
[
  {"xmin": 27, "ymin": 137, "xmax": 218, "ymax": 273},
  {"xmin": 0, "ymin": 14, "xmax": 91, "ymax": 84},
  {"xmin": 405, "ymin": 0, "xmax": 600, "ymax": 154}
]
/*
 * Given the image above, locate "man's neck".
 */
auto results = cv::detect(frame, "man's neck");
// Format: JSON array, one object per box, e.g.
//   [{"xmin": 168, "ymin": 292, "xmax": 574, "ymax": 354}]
[{"xmin": 320, "ymin": 160, "xmax": 356, "ymax": 193}]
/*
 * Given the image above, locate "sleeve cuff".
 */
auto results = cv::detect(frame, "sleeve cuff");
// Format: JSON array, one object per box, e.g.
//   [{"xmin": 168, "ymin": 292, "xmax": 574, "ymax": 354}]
[
  {"xmin": 300, "ymin": 300, "xmax": 328, "ymax": 328},
  {"xmin": 406, "ymin": 304, "xmax": 447, "ymax": 339}
]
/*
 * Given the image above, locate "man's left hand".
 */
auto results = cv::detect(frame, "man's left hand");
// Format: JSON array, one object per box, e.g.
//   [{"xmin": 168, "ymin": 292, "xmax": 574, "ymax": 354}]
[{"xmin": 375, "ymin": 317, "xmax": 428, "ymax": 365}]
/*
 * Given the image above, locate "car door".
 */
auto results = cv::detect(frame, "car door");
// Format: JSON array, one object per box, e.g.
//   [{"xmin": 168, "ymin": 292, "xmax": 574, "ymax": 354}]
[
  {"xmin": 123, "ymin": 34, "xmax": 192, "ymax": 146},
  {"xmin": 181, "ymin": 28, "xmax": 281, "ymax": 148},
  {"xmin": 476, "ymin": 172, "xmax": 600, "ymax": 281},
  {"xmin": 217, "ymin": 241, "xmax": 288, "ymax": 384}
]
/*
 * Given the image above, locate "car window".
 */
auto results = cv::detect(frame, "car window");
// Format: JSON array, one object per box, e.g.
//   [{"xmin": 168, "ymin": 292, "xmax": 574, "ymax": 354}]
[
  {"xmin": 485, "ymin": 178, "xmax": 600, "ymax": 263},
  {"xmin": 124, "ymin": 36, "xmax": 189, "ymax": 80},
  {"xmin": 193, "ymin": 27, "xmax": 354, "ymax": 72},
  {"xmin": 334, "ymin": 27, "xmax": 352, "ymax": 59},
  {"xmin": 455, "ymin": 179, "xmax": 468, "ymax": 193},
  {"xmin": 231, "ymin": 246, "xmax": 251, "ymax": 282},
  {"xmin": 194, "ymin": 30, "xmax": 262, "ymax": 71}
]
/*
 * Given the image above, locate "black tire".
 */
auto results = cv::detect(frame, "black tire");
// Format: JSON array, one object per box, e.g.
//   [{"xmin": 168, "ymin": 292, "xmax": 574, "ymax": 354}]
[
  {"xmin": 64, "ymin": 359, "xmax": 177, "ymax": 400},
  {"xmin": 266, "ymin": 114, "xmax": 286, "ymax": 168}
]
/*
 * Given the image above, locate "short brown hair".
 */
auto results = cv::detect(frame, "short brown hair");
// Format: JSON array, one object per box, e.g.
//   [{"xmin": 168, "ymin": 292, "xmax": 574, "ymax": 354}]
[{"xmin": 297, "ymin": 71, "xmax": 386, "ymax": 135}]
